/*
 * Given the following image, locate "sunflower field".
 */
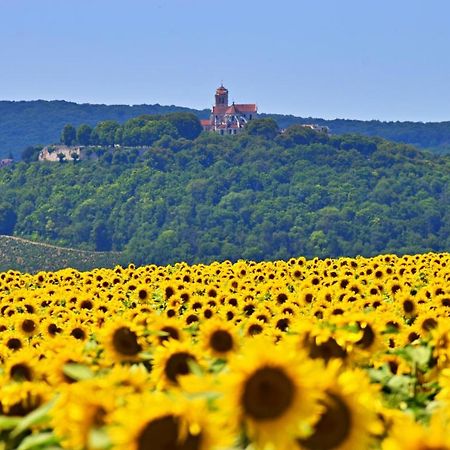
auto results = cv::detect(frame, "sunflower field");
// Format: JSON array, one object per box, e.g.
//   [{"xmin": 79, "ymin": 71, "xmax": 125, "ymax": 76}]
[{"xmin": 1, "ymin": 253, "xmax": 450, "ymax": 449}]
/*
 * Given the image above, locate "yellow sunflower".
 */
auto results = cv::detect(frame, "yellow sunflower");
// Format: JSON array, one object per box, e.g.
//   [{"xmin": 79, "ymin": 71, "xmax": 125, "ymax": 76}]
[
  {"xmin": 198, "ymin": 318, "xmax": 239, "ymax": 358},
  {"xmin": 14, "ymin": 314, "xmax": 40, "ymax": 339},
  {"xmin": 0, "ymin": 380, "xmax": 51, "ymax": 416},
  {"xmin": 51, "ymin": 379, "xmax": 116, "ymax": 450},
  {"xmin": 147, "ymin": 316, "xmax": 186, "ymax": 348},
  {"xmin": 3, "ymin": 347, "xmax": 40, "ymax": 382},
  {"xmin": 0, "ymin": 330, "xmax": 27, "ymax": 355},
  {"xmin": 110, "ymin": 392, "xmax": 229, "ymax": 450},
  {"xmin": 151, "ymin": 340, "xmax": 203, "ymax": 389},
  {"xmin": 99, "ymin": 319, "xmax": 146, "ymax": 364},
  {"xmin": 296, "ymin": 361, "xmax": 382, "ymax": 450},
  {"xmin": 43, "ymin": 338, "xmax": 91, "ymax": 386},
  {"xmin": 222, "ymin": 336, "xmax": 323, "ymax": 450},
  {"xmin": 382, "ymin": 413, "xmax": 450, "ymax": 450}
]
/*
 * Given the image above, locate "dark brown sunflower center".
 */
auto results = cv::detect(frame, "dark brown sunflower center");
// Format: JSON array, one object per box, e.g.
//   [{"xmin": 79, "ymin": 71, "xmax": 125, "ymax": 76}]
[
  {"xmin": 277, "ymin": 293, "xmax": 288, "ymax": 304},
  {"xmin": 422, "ymin": 318, "xmax": 438, "ymax": 331},
  {"xmin": 403, "ymin": 300, "xmax": 415, "ymax": 314},
  {"xmin": 159, "ymin": 326, "xmax": 180, "ymax": 344},
  {"xmin": 7, "ymin": 338, "xmax": 22, "ymax": 350},
  {"xmin": 71, "ymin": 327, "xmax": 86, "ymax": 340},
  {"xmin": 276, "ymin": 318, "xmax": 290, "ymax": 332},
  {"xmin": 80, "ymin": 300, "xmax": 93, "ymax": 310},
  {"xmin": 10, "ymin": 363, "xmax": 32, "ymax": 381},
  {"xmin": 209, "ymin": 330, "xmax": 233, "ymax": 353},
  {"xmin": 248, "ymin": 324, "xmax": 263, "ymax": 336},
  {"xmin": 92, "ymin": 406, "xmax": 107, "ymax": 427},
  {"xmin": 48, "ymin": 323, "xmax": 62, "ymax": 336},
  {"xmin": 355, "ymin": 324, "xmax": 375, "ymax": 349},
  {"xmin": 242, "ymin": 366, "xmax": 294, "ymax": 421},
  {"xmin": 137, "ymin": 415, "xmax": 179, "ymax": 450},
  {"xmin": 298, "ymin": 392, "xmax": 351, "ymax": 450},
  {"xmin": 1, "ymin": 394, "xmax": 42, "ymax": 417},
  {"xmin": 21, "ymin": 319, "xmax": 36, "ymax": 333},
  {"xmin": 180, "ymin": 431, "xmax": 203, "ymax": 450},
  {"xmin": 164, "ymin": 352, "xmax": 196, "ymax": 384},
  {"xmin": 308, "ymin": 337, "xmax": 347, "ymax": 363},
  {"xmin": 138, "ymin": 289, "xmax": 148, "ymax": 300},
  {"xmin": 137, "ymin": 415, "xmax": 202, "ymax": 450},
  {"xmin": 112, "ymin": 327, "xmax": 142, "ymax": 356}
]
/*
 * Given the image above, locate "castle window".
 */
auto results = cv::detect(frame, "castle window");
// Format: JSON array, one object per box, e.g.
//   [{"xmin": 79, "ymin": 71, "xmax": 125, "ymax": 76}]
[{"xmin": 249, "ymin": 114, "xmax": 253, "ymax": 120}]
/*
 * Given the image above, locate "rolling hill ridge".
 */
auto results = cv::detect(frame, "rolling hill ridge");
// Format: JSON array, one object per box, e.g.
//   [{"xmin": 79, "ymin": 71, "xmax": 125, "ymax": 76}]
[{"xmin": 1, "ymin": 100, "xmax": 450, "ymax": 159}]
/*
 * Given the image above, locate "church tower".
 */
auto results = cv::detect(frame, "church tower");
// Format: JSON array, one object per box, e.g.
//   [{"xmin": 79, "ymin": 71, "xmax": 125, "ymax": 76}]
[
  {"xmin": 200, "ymin": 84, "xmax": 257, "ymax": 135},
  {"xmin": 215, "ymin": 84, "xmax": 229, "ymax": 109}
]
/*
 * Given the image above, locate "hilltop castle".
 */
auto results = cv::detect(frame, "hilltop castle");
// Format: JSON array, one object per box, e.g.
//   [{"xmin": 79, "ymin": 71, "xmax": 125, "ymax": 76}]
[{"xmin": 201, "ymin": 85, "xmax": 257, "ymax": 135}]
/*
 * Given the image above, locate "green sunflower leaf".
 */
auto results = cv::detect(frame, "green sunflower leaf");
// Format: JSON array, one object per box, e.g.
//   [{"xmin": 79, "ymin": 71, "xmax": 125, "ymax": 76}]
[
  {"xmin": 0, "ymin": 415, "xmax": 21, "ymax": 430},
  {"xmin": 404, "ymin": 345, "xmax": 432, "ymax": 370},
  {"xmin": 11, "ymin": 399, "xmax": 56, "ymax": 438},
  {"xmin": 16, "ymin": 431, "xmax": 59, "ymax": 450},
  {"xmin": 88, "ymin": 427, "xmax": 112, "ymax": 449},
  {"xmin": 63, "ymin": 363, "xmax": 95, "ymax": 381},
  {"xmin": 187, "ymin": 359, "xmax": 203, "ymax": 376}
]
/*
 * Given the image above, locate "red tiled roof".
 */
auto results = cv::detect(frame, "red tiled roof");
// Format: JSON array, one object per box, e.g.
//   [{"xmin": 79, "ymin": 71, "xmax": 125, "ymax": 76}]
[
  {"xmin": 200, "ymin": 119, "xmax": 212, "ymax": 126},
  {"xmin": 226, "ymin": 103, "xmax": 257, "ymax": 114},
  {"xmin": 225, "ymin": 104, "xmax": 238, "ymax": 114},
  {"xmin": 212, "ymin": 105, "xmax": 227, "ymax": 114}
]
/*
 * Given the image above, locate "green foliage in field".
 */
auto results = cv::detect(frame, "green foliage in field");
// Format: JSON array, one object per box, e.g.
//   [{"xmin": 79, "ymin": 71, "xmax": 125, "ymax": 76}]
[
  {"xmin": 0, "ymin": 126, "xmax": 449, "ymax": 268},
  {"xmin": 0, "ymin": 235, "xmax": 125, "ymax": 273}
]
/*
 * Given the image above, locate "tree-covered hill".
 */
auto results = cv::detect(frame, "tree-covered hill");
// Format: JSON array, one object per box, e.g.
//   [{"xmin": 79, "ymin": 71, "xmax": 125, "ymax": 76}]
[
  {"xmin": 0, "ymin": 126, "xmax": 449, "ymax": 268},
  {"xmin": 1, "ymin": 100, "xmax": 450, "ymax": 159},
  {"xmin": 261, "ymin": 113, "xmax": 450, "ymax": 154},
  {"xmin": 0, "ymin": 100, "xmax": 210, "ymax": 159}
]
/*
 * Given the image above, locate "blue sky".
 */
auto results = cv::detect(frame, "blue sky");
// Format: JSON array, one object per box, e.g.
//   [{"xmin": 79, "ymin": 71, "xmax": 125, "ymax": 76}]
[{"xmin": 1, "ymin": 0, "xmax": 450, "ymax": 121}]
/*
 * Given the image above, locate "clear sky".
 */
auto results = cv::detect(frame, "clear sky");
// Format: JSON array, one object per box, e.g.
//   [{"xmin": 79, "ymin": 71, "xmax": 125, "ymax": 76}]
[{"xmin": 1, "ymin": 0, "xmax": 450, "ymax": 121}]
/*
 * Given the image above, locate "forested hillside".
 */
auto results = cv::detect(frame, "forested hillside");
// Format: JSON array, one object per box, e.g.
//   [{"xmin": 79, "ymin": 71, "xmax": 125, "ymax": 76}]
[
  {"xmin": 1, "ymin": 100, "xmax": 450, "ymax": 159},
  {"xmin": 262, "ymin": 113, "xmax": 450, "ymax": 154},
  {"xmin": 0, "ymin": 100, "xmax": 210, "ymax": 159},
  {"xmin": 0, "ymin": 125, "xmax": 449, "ymax": 267}
]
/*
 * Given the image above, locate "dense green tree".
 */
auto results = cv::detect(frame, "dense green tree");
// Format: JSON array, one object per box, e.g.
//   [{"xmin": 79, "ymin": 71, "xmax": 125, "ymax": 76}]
[
  {"xmin": 165, "ymin": 112, "xmax": 202, "ymax": 140},
  {"xmin": 276, "ymin": 125, "xmax": 328, "ymax": 147},
  {"xmin": 140, "ymin": 121, "xmax": 179, "ymax": 146},
  {"xmin": 0, "ymin": 203, "xmax": 17, "ymax": 235},
  {"xmin": 91, "ymin": 121, "xmax": 120, "ymax": 146},
  {"xmin": 245, "ymin": 118, "xmax": 279, "ymax": 139},
  {"xmin": 21, "ymin": 145, "xmax": 42, "ymax": 162},
  {"xmin": 76, "ymin": 124, "xmax": 93, "ymax": 146},
  {"xmin": 61, "ymin": 124, "xmax": 76, "ymax": 146},
  {"xmin": 92, "ymin": 221, "xmax": 112, "ymax": 251}
]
